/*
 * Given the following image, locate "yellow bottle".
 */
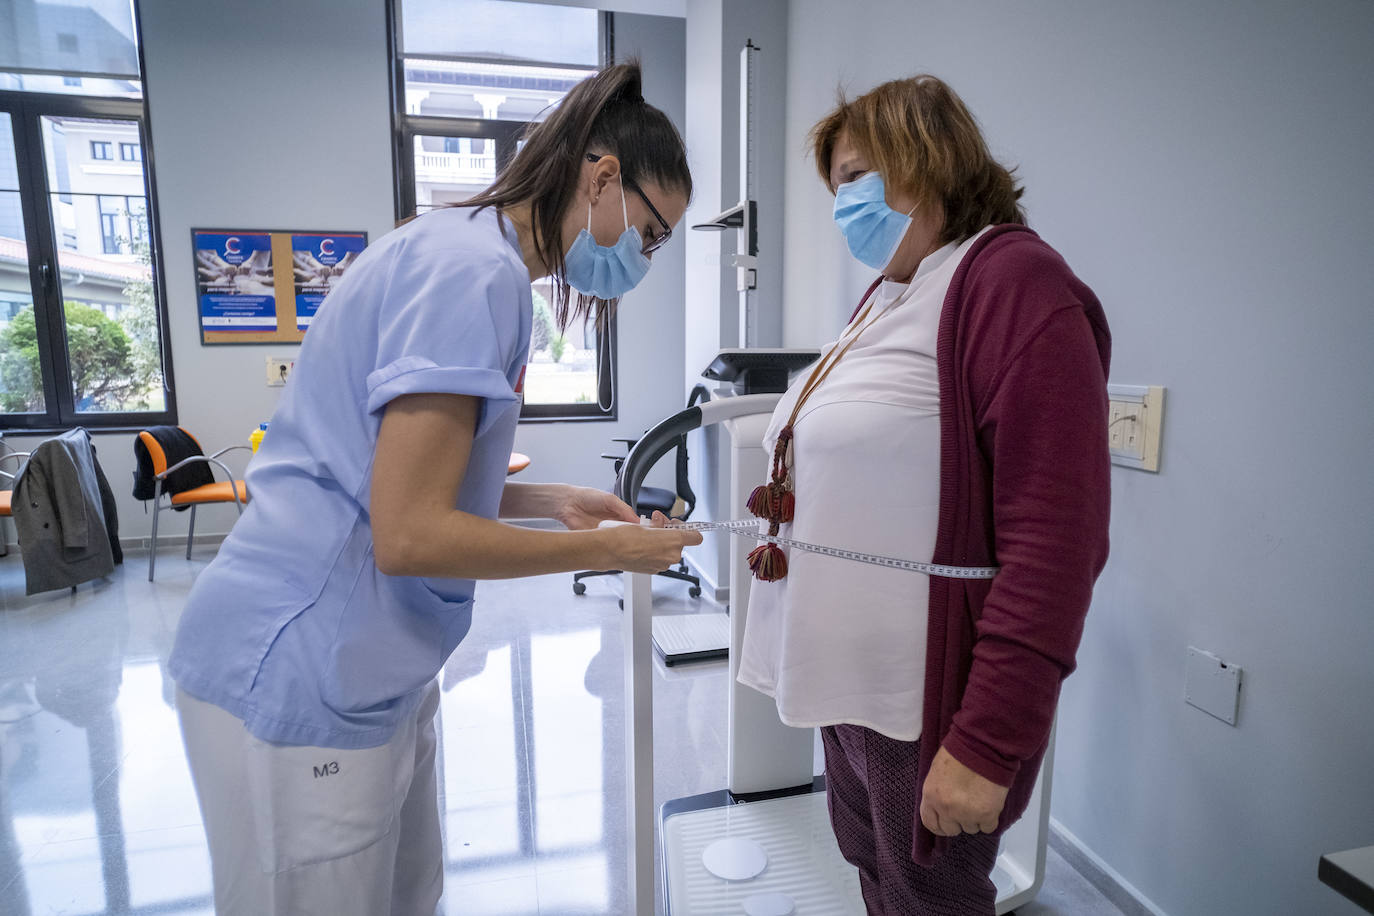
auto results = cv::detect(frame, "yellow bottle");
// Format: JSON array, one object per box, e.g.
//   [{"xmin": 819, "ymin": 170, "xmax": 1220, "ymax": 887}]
[{"xmin": 249, "ymin": 423, "xmax": 268, "ymax": 453}]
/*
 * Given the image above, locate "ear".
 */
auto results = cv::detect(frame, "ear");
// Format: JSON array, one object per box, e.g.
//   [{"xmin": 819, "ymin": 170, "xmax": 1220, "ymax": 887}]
[{"xmin": 588, "ymin": 154, "xmax": 622, "ymax": 204}]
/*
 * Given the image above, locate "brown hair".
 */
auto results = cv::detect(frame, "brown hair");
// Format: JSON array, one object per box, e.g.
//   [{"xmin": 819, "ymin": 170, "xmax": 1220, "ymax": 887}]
[
  {"xmin": 809, "ymin": 74, "xmax": 1024, "ymax": 244},
  {"xmin": 462, "ymin": 61, "xmax": 691, "ymax": 330}
]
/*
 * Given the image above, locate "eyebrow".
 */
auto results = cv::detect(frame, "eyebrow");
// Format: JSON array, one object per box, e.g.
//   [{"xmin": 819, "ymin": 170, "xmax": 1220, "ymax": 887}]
[{"xmin": 831, "ymin": 160, "xmax": 865, "ymax": 186}]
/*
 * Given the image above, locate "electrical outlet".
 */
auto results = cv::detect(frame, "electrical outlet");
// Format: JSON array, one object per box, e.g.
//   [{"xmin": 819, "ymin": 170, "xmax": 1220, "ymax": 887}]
[
  {"xmin": 1107, "ymin": 384, "xmax": 1164, "ymax": 472},
  {"xmin": 1185, "ymin": 647, "xmax": 1243, "ymax": 725},
  {"xmin": 1107, "ymin": 401, "xmax": 1126, "ymax": 451},
  {"xmin": 266, "ymin": 356, "xmax": 295, "ymax": 387}
]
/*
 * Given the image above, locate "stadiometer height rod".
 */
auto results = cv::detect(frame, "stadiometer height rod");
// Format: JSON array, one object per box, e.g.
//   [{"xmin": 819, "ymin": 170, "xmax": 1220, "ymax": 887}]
[{"xmin": 737, "ymin": 38, "xmax": 759, "ymax": 348}]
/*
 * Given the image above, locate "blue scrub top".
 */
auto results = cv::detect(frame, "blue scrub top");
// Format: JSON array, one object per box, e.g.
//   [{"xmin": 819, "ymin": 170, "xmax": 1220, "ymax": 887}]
[{"xmin": 170, "ymin": 207, "xmax": 533, "ymax": 749}]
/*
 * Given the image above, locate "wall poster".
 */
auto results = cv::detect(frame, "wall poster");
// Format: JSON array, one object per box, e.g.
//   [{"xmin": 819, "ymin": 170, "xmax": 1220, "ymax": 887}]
[{"xmin": 193, "ymin": 228, "xmax": 368, "ymax": 344}]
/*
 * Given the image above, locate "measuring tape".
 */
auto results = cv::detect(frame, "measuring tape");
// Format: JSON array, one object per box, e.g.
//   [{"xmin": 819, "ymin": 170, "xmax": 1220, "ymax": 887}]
[{"xmin": 662, "ymin": 518, "xmax": 1000, "ymax": 580}]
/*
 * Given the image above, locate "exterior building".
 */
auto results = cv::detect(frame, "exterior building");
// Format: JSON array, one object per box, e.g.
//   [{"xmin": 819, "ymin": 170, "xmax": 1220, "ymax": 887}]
[{"xmin": 1, "ymin": 0, "xmax": 145, "ymax": 328}]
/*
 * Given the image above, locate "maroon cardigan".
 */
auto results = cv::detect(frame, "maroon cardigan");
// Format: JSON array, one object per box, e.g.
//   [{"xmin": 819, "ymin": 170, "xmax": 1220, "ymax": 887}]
[{"xmin": 915, "ymin": 224, "xmax": 1112, "ymax": 865}]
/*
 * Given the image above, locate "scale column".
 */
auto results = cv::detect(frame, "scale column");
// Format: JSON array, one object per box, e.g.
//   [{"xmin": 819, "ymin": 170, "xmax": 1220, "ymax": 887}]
[{"xmin": 723, "ymin": 412, "xmax": 815, "ymax": 796}]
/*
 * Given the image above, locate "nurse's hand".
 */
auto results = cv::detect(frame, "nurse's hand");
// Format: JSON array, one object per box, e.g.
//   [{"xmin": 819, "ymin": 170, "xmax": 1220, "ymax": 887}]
[
  {"xmin": 919, "ymin": 745, "xmax": 1009, "ymax": 836},
  {"xmin": 556, "ymin": 486, "xmax": 640, "ymax": 530},
  {"xmin": 601, "ymin": 513, "xmax": 702, "ymax": 574}
]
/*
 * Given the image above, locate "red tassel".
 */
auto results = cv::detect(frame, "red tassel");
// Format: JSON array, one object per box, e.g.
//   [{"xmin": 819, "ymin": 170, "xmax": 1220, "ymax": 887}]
[
  {"xmin": 777, "ymin": 489, "xmax": 795, "ymax": 523},
  {"xmin": 748, "ymin": 543, "xmax": 788, "ymax": 581},
  {"xmin": 747, "ymin": 484, "xmax": 774, "ymax": 519}
]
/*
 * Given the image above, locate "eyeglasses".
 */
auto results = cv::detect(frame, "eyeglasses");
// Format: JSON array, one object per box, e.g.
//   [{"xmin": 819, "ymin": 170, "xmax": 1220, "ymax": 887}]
[{"xmin": 585, "ymin": 153, "xmax": 672, "ymax": 255}]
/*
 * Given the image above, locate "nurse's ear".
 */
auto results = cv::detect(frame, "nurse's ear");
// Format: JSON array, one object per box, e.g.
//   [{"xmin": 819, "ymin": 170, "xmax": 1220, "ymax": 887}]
[{"xmin": 586, "ymin": 154, "xmax": 622, "ymax": 206}]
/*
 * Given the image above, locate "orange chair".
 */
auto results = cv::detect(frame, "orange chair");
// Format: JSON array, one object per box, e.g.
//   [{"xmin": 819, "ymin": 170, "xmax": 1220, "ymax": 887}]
[
  {"xmin": 0, "ymin": 449, "xmax": 32, "ymax": 558},
  {"xmin": 138, "ymin": 429, "xmax": 249, "ymax": 581}
]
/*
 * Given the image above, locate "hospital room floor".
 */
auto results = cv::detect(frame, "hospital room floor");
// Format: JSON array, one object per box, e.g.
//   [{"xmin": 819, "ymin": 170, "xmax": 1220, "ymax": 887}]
[{"xmin": 0, "ymin": 550, "xmax": 1126, "ymax": 916}]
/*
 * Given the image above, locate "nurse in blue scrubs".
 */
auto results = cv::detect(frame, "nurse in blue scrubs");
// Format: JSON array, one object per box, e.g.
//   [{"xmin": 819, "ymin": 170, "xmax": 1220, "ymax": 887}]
[{"xmin": 169, "ymin": 63, "xmax": 700, "ymax": 915}]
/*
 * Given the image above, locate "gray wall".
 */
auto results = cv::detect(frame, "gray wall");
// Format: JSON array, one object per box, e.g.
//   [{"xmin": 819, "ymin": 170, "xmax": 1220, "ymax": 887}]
[
  {"xmin": 7, "ymin": 0, "xmax": 689, "ymax": 545},
  {"xmin": 783, "ymin": 1, "xmax": 1374, "ymax": 914}
]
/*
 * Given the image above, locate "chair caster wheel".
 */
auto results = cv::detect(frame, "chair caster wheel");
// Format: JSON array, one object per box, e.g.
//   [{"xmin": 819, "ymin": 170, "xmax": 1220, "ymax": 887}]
[
  {"xmin": 573, "ymin": 582, "xmax": 586, "ymax": 595},
  {"xmin": 618, "ymin": 598, "xmax": 624, "ymax": 610},
  {"xmin": 678, "ymin": 564, "xmax": 689, "ymax": 574},
  {"xmin": 689, "ymin": 586, "xmax": 701, "ymax": 598}
]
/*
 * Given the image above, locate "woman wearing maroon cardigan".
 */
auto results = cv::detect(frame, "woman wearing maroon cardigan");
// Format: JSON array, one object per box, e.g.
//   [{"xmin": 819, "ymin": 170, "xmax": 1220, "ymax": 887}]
[{"xmin": 737, "ymin": 75, "xmax": 1111, "ymax": 913}]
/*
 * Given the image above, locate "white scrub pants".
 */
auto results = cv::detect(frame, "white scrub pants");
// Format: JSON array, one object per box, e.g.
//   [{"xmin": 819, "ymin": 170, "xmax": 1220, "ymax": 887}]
[{"xmin": 177, "ymin": 682, "xmax": 443, "ymax": 916}]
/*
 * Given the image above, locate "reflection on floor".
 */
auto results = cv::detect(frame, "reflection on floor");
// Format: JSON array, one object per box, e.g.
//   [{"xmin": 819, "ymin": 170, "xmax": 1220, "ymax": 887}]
[{"xmin": 0, "ymin": 551, "xmax": 1124, "ymax": 915}]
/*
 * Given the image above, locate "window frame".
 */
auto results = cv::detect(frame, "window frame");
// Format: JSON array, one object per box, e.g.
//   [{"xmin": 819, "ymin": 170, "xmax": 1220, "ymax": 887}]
[
  {"xmin": 90, "ymin": 139, "xmax": 112, "ymax": 160},
  {"xmin": 120, "ymin": 141, "xmax": 140, "ymax": 161},
  {"xmin": 0, "ymin": 89, "xmax": 176, "ymax": 431},
  {"xmin": 386, "ymin": 0, "xmax": 618, "ymax": 423}
]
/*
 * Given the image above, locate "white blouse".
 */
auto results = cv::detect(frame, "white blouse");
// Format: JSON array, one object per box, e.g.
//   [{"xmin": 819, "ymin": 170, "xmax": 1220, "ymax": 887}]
[{"xmin": 737, "ymin": 228, "xmax": 990, "ymax": 741}]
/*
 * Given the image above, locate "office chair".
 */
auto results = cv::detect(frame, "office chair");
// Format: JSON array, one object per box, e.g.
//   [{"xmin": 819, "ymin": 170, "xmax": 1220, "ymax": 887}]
[
  {"xmin": 573, "ymin": 386, "xmax": 710, "ymax": 603},
  {"xmin": 136, "ymin": 428, "xmax": 250, "ymax": 581}
]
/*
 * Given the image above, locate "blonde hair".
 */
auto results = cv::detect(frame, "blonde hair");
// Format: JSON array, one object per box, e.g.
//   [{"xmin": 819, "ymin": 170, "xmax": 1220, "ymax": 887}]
[{"xmin": 809, "ymin": 75, "xmax": 1024, "ymax": 243}]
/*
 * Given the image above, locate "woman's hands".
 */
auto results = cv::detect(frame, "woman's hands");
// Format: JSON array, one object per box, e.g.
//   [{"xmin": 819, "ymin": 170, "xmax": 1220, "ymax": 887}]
[
  {"xmin": 598, "ymin": 511, "xmax": 702, "ymax": 574},
  {"xmin": 517, "ymin": 486, "xmax": 702, "ymax": 574},
  {"xmin": 554, "ymin": 486, "xmax": 639, "ymax": 530},
  {"xmin": 373, "ymin": 402, "xmax": 702, "ymax": 581},
  {"xmin": 919, "ymin": 745, "xmax": 1009, "ymax": 836}
]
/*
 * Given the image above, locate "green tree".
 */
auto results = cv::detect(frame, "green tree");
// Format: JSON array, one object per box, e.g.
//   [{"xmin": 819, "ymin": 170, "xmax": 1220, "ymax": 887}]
[
  {"xmin": 66, "ymin": 302, "xmax": 136, "ymax": 407},
  {"xmin": 119, "ymin": 229, "xmax": 164, "ymax": 410},
  {"xmin": 531, "ymin": 288, "xmax": 553, "ymax": 353},
  {"xmin": 0, "ymin": 307, "xmax": 44, "ymax": 413},
  {"xmin": 0, "ymin": 302, "xmax": 138, "ymax": 412}
]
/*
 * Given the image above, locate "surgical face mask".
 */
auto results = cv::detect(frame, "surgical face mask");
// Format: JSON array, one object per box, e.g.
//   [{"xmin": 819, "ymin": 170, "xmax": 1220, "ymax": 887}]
[
  {"xmin": 832, "ymin": 171, "xmax": 916, "ymax": 271},
  {"xmin": 564, "ymin": 182, "xmax": 651, "ymax": 300}
]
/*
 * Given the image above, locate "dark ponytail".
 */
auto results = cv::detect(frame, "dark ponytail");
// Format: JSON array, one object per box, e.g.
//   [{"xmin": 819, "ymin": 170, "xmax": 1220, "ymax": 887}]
[{"xmin": 463, "ymin": 61, "xmax": 691, "ymax": 330}]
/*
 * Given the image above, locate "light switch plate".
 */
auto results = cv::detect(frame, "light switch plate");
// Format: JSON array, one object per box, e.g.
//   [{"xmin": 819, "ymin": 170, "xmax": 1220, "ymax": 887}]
[{"xmin": 1185, "ymin": 646, "xmax": 1242, "ymax": 725}]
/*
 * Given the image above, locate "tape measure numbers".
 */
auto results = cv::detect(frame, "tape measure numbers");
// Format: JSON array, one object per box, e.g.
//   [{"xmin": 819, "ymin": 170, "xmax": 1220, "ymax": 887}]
[{"xmin": 664, "ymin": 519, "xmax": 999, "ymax": 581}]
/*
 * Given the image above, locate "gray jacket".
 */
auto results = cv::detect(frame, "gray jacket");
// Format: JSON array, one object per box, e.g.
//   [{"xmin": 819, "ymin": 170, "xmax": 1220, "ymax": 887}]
[{"xmin": 12, "ymin": 428, "xmax": 115, "ymax": 595}]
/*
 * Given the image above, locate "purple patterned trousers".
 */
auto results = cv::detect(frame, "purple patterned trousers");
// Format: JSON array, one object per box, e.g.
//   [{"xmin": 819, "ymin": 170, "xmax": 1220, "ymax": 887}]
[{"xmin": 821, "ymin": 724, "xmax": 1000, "ymax": 916}]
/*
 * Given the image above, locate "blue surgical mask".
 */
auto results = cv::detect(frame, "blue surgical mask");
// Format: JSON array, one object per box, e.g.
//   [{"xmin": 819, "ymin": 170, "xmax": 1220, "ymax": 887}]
[
  {"xmin": 832, "ymin": 171, "xmax": 916, "ymax": 271},
  {"xmin": 564, "ymin": 182, "xmax": 651, "ymax": 300}
]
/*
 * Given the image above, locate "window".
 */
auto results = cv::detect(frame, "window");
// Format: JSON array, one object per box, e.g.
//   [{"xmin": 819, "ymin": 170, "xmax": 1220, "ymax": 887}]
[
  {"xmin": 90, "ymin": 139, "xmax": 111, "ymax": 159},
  {"xmin": 1, "ymin": 99, "xmax": 174, "ymax": 430},
  {"xmin": 96, "ymin": 194, "xmax": 144, "ymax": 254},
  {"xmin": 1, "ymin": 2, "xmax": 143, "ymax": 100},
  {"xmin": 120, "ymin": 141, "xmax": 140, "ymax": 161},
  {"xmin": 99, "ymin": 202, "xmax": 119, "ymax": 253},
  {"xmin": 391, "ymin": 0, "xmax": 615, "ymax": 420}
]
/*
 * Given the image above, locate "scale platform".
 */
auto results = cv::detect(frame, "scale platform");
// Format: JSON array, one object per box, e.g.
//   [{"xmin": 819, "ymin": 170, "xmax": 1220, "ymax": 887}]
[
  {"xmin": 663, "ymin": 791, "xmax": 862, "ymax": 914},
  {"xmin": 652, "ymin": 612, "xmax": 730, "ymax": 665},
  {"xmin": 662, "ymin": 790, "xmax": 1030, "ymax": 914}
]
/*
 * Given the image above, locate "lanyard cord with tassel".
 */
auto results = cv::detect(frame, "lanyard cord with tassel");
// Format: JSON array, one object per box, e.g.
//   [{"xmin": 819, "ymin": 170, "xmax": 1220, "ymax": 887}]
[{"xmin": 745, "ymin": 277, "xmax": 901, "ymax": 581}]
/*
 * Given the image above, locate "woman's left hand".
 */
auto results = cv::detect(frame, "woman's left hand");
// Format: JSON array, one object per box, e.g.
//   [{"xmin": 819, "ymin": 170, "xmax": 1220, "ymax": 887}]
[
  {"xmin": 556, "ymin": 486, "xmax": 641, "ymax": 531},
  {"xmin": 919, "ymin": 746, "xmax": 1010, "ymax": 836}
]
